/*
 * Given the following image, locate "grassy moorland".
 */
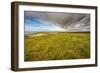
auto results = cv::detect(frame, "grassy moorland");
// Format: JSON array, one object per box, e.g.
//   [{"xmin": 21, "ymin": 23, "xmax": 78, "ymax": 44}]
[{"xmin": 24, "ymin": 32, "xmax": 90, "ymax": 61}]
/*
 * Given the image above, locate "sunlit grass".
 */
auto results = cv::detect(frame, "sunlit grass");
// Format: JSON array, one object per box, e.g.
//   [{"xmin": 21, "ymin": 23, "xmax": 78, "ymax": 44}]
[{"xmin": 24, "ymin": 32, "xmax": 90, "ymax": 61}]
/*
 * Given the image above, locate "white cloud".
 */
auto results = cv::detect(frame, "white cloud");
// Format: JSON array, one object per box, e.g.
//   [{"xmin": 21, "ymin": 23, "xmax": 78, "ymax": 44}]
[{"xmin": 26, "ymin": 19, "xmax": 32, "ymax": 23}]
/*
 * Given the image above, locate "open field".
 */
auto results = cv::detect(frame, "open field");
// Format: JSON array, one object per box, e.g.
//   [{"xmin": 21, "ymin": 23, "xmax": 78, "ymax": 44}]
[{"xmin": 24, "ymin": 32, "xmax": 90, "ymax": 61}]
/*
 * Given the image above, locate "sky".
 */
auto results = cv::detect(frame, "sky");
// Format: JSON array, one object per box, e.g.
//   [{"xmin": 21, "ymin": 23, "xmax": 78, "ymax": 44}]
[
  {"xmin": 24, "ymin": 16, "xmax": 66, "ymax": 32},
  {"xmin": 24, "ymin": 11, "xmax": 90, "ymax": 32}
]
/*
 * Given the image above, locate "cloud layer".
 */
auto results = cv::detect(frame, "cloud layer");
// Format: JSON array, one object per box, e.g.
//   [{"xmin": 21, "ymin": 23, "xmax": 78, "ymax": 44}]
[{"xmin": 24, "ymin": 11, "xmax": 90, "ymax": 32}]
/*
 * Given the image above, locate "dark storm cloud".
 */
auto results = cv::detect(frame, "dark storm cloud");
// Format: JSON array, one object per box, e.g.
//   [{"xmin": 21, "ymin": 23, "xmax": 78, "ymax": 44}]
[{"xmin": 24, "ymin": 11, "xmax": 90, "ymax": 32}]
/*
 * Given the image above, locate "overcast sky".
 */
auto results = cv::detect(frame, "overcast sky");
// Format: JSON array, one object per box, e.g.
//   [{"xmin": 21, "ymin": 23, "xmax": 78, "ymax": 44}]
[{"xmin": 24, "ymin": 11, "xmax": 90, "ymax": 32}]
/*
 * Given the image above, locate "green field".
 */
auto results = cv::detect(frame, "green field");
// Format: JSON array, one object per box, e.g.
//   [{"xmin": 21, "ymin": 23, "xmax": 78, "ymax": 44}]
[{"xmin": 24, "ymin": 32, "xmax": 90, "ymax": 61}]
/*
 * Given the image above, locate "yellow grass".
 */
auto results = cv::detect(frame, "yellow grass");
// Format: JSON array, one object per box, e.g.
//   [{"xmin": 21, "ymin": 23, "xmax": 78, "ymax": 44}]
[{"xmin": 24, "ymin": 32, "xmax": 90, "ymax": 61}]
